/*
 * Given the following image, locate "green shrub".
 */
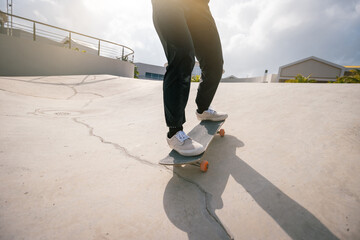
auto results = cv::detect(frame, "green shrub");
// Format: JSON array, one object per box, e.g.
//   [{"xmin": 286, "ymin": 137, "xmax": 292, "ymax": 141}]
[
  {"xmin": 332, "ymin": 69, "xmax": 360, "ymax": 83},
  {"xmin": 191, "ymin": 75, "xmax": 201, "ymax": 82},
  {"xmin": 134, "ymin": 66, "xmax": 139, "ymax": 79},
  {"xmin": 285, "ymin": 74, "xmax": 317, "ymax": 83}
]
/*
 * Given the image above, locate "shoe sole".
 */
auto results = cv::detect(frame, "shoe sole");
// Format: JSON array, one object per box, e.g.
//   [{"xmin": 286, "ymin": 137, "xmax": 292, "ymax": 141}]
[
  {"xmin": 174, "ymin": 147, "xmax": 205, "ymax": 157},
  {"xmin": 197, "ymin": 116, "xmax": 228, "ymax": 121}
]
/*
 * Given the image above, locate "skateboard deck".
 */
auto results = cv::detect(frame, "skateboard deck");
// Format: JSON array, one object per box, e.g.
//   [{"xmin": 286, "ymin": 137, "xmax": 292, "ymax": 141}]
[{"xmin": 159, "ymin": 120, "xmax": 225, "ymax": 172}]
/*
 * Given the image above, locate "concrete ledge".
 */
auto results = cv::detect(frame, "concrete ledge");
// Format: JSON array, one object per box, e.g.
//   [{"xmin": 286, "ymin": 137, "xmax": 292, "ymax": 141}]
[{"xmin": 0, "ymin": 34, "xmax": 134, "ymax": 77}]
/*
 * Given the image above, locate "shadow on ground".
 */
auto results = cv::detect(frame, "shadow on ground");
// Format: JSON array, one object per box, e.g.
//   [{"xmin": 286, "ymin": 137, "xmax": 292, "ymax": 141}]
[{"xmin": 163, "ymin": 135, "xmax": 339, "ymax": 240}]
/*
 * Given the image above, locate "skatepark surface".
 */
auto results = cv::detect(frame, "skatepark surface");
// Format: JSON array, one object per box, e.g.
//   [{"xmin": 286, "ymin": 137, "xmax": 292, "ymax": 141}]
[{"xmin": 0, "ymin": 75, "xmax": 359, "ymax": 240}]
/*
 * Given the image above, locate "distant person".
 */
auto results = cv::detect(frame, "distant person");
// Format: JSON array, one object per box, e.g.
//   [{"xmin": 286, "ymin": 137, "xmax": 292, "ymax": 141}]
[{"xmin": 152, "ymin": 0, "xmax": 228, "ymax": 156}]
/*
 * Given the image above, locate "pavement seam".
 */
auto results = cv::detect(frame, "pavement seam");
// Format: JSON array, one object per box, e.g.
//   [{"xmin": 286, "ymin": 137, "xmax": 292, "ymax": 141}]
[{"xmin": 72, "ymin": 117, "xmax": 233, "ymax": 239}]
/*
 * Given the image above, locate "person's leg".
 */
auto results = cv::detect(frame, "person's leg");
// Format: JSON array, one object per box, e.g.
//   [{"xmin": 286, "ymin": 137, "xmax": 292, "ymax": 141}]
[
  {"xmin": 184, "ymin": 1, "xmax": 224, "ymax": 113},
  {"xmin": 152, "ymin": 0, "xmax": 205, "ymax": 156},
  {"xmin": 152, "ymin": 0, "xmax": 195, "ymax": 133}
]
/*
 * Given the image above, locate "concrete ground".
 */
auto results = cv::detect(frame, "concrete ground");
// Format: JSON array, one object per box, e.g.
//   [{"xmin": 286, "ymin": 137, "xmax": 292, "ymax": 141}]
[{"xmin": 0, "ymin": 75, "xmax": 359, "ymax": 240}]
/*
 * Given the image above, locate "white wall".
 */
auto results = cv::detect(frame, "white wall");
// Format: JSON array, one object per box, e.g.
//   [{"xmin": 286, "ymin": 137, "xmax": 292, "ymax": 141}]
[
  {"xmin": 0, "ymin": 34, "xmax": 134, "ymax": 77},
  {"xmin": 222, "ymin": 74, "xmax": 278, "ymax": 83},
  {"xmin": 277, "ymin": 57, "xmax": 346, "ymax": 82},
  {"xmin": 280, "ymin": 59, "xmax": 342, "ymax": 80}
]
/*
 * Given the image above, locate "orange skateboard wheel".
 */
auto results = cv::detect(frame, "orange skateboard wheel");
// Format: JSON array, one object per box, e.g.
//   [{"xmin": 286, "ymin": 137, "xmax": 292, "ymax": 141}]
[
  {"xmin": 200, "ymin": 161, "xmax": 209, "ymax": 172},
  {"xmin": 219, "ymin": 129, "xmax": 225, "ymax": 137}
]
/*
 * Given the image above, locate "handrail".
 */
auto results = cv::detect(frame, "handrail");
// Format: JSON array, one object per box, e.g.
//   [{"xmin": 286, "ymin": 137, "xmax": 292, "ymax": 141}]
[{"xmin": 1, "ymin": 12, "xmax": 135, "ymax": 62}]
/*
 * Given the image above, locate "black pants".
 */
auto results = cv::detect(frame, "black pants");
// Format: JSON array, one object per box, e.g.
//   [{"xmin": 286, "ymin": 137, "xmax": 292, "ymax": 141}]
[{"xmin": 152, "ymin": 0, "xmax": 224, "ymax": 128}]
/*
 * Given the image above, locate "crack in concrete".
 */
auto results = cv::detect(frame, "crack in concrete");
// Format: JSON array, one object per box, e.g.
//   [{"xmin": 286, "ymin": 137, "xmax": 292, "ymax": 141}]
[
  {"xmin": 0, "ymin": 88, "xmax": 60, "ymax": 100},
  {"xmin": 65, "ymin": 83, "xmax": 104, "ymax": 101},
  {"xmin": 78, "ymin": 75, "xmax": 90, "ymax": 85},
  {"xmin": 1, "ymin": 114, "xmax": 27, "ymax": 118},
  {"xmin": 67, "ymin": 86, "xmax": 78, "ymax": 100},
  {"xmin": 78, "ymin": 92, "xmax": 104, "ymax": 98},
  {"xmin": 170, "ymin": 167, "xmax": 234, "ymax": 240},
  {"xmin": 82, "ymin": 99, "xmax": 94, "ymax": 109},
  {"xmin": 72, "ymin": 117, "xmax": 233, "ymax": 239},
  {"xmin": 0, "ymin": 76, "xmax": 118, "ymax": 86},
  {"xmin": 27, "ymin": 108, "xmax": 40, "ymax": 116},
  {"xmin": 71, "ymin": 77, "xmax": 118, "ymax": 86},
  {"xmin": 72, "ymin": 118, "xmax": 156, "ymax": 168},
  {"xmin": 0, "ymin": 81, "xmax": 103, "ymax": 101},
  {"xmin": 1, "ymin": 78, "xmax": 232, "ymax": 237},
  {"xmin": 29, "ymin": 77, "xmax": 47, "ymax": 82}
]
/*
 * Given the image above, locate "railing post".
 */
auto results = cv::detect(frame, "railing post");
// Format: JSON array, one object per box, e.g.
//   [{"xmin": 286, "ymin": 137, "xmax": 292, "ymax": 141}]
[
  {"xmin": 98, "ymin": 40, "xmax": 101, "ymax": 56},
  {"xmin": 6, "ymin": 19, "xmax": 9, "ymax": 36},
  {"xmin": 69, "ymin": 32, "xmax": 71, "ymax": 49},
  {"xmin": 10, "ymin": 12, "xmax": 13, "ymax": 36},
  {"xmin": 33, "ymin": 22, "xmax": 36, "ymax": 41}
]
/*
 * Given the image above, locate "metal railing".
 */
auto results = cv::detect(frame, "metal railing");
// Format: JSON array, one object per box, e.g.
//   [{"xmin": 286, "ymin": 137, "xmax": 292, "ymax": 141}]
[{"xmin": 0, "ymin": 12, "xmax": 134, "ymax": 62}]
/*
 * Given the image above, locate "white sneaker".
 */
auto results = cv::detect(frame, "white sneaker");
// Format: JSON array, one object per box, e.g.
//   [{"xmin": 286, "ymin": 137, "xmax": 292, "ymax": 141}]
[
  {"xmin": 167, "ymin": 131, "xmax": 205, "ymax": 156},
  {"xmin": 196, "ymin": 108, "xmax": 228, "ymax": 121}
]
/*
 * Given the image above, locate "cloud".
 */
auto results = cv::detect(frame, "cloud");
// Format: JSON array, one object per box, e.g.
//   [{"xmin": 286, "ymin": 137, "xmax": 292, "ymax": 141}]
[
  {"xmin": 10, "ymin": 0, "xmax": 360, "ymax": 77},
  {"xmin": 39, "ymin": 0, "xmax": 57, "ymax": 5},
  {"xmin": 211, "ymin": 0, "xmax": 360, "ymax": 77},
  {"xmin": 79, "ymin": 0, "xmax": 164, "ymax": 64},
  {"xmin": 33, "ymin": 10, "xmax": 47, "ymax": 23}
]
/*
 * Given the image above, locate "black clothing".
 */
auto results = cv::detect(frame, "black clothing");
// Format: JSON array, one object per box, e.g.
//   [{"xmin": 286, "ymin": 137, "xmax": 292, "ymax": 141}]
[{"xmin": 152, "ymin": 0, "xmax": 223, "ymax": 128}]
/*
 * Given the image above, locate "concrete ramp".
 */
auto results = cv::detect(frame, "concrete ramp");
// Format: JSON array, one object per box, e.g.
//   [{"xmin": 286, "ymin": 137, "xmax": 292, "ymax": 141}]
[{"xmin": 0, "ymin": 75, "xmax": 359, "ymax": 239}]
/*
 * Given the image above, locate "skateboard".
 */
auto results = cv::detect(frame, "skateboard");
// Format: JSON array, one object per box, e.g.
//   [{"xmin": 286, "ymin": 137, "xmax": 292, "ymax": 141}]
[{"xmin": 159, "ymin": 120, "xmax": 225, "ymax": 172}]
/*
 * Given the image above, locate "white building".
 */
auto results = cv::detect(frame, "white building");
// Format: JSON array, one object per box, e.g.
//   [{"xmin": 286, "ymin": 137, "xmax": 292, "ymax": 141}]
[
  {"xmin": 277, "ymin": 56, "xmax": 347, "ymax": 83},
  {"xmin": 136, "ymin": 61, "xmax": 202, "ymax": 81},
  {"xmin": 137, "ymin": 56, "xmax": 359, "ymax": 83},
  {"xmin": 192, "ymin": 62, "xmax": 201, "ymax": 76},
  {"xmin": 135, "ymin": 62, "xmax": 166, "ymax": 80},
  {"xmin": 222, "ymin": 74, "xmax": 277, "ymax": 83}
]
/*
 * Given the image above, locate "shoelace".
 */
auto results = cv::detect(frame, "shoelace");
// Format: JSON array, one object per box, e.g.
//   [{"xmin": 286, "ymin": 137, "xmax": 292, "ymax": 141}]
[
  {"xmin": 205, "ymin": 108, "xmax": 216, "ymax": 114},
  {"xmin": 175, "ymin": 131, "xmax": 190, "ymax": 143}
]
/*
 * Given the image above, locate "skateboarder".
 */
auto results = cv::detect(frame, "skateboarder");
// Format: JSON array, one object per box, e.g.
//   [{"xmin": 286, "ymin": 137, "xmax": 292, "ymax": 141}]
[{"xmin": 152, "ymin": 0, "xmax": 228, "ymax": 156}]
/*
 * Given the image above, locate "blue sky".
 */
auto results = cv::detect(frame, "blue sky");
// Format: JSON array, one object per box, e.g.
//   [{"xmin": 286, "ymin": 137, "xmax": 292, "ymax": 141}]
[{"xmin": 2, "ymin": 0, "xmax": 360, "ymax": 77}]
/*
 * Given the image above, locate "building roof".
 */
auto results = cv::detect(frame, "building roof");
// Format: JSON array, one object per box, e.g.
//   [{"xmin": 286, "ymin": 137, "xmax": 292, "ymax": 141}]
[
  {"xmin": 344, "ymin": 66, "xmax": 360, "ymax": 69},
  {"xmin": 279, "ymin": 56, "xmax": 345, "ymax": 70}
]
